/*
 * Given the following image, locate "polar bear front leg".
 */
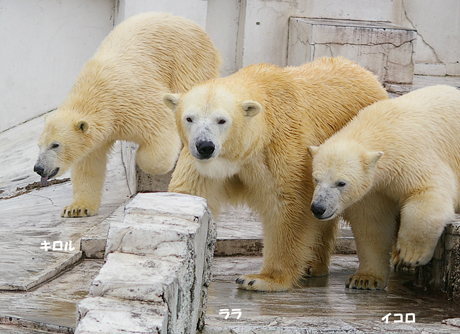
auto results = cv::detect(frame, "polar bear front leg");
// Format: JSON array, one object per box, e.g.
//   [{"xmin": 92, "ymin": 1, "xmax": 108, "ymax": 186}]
[
  {"xmin": 305, "ymin": 218, "xmax": 339, "ymax": 277},
  {"xmin": 61, "ymin": 143, "xmax": 112, "ymax": 217},
  {"xmin": 236, "ymin": 211, "xmax": 314, "ymax": 292},
  {"xmin": 394, "ymin": 187, "xmax": 454, "ymax": 267},
  {"xmin": 345, "ymin": 195, "xmax": 398, "ymax": 290}
]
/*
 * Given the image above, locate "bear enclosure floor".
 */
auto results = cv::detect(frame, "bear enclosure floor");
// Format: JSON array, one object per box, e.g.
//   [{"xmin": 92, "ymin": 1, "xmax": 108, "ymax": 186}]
[{"xmin": 205, "ymin": 255, "xmax": 460, "ymax": 333}]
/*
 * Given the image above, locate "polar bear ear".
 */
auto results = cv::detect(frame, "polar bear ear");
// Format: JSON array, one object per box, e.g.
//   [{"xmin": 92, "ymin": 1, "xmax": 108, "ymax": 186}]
[
  {"xmin": 241, "ymin": 101, "xmax": 262, "ymax": 117},
  {"xmin": 308, "ymin": 146, "xmax": 319, "ymax": 158},
  {"xmin": 364, "ymin": 151, "xmax": 384, "ymax": 168},
  {"xmin": 75, "ymin": 120, "xmax": 89, "ymax": 133},
  {"xmin": 163, "ymin": 93, "xmax": 181, "ymax": 112}
]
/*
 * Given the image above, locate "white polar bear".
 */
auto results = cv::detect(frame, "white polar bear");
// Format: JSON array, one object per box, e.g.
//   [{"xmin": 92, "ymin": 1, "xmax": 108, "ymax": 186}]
[
  {"xmin": 164, "ymin": 57, "xmax": 388, "ymax": 291},
  {"xmin": 309, "ymin": 85, "xmax": 460, "ymax": 290},
  {"xmin": 34, "ymin": 13, "xmax": 220, "ymax": 217}
]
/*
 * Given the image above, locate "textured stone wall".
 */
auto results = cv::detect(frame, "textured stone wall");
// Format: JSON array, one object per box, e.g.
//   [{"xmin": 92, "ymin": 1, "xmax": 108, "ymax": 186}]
[
  {"xmin": 288, "ymin": 18, "xmax": 417, "ymax": 84},
  {"xmin": 75, "ymin": 192, "xmax": 217, "ymax": 334},
  {"xmin": 415, "ymin": 221, "xmax": 460, "ymax": 303}
]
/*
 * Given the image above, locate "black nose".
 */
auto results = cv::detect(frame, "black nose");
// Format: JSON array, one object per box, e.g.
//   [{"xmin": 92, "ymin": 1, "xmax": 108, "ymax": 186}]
[
  {"xmin": 196, "ymin": 140, "xmax": 215, "ymax": 159},
  {"xmin": 34, "ymin": 164, "xmax": 45, "ymax": 176},
  {"xmin": 311, "ymin": 202, "xmax": 326, "ymax": 217}
]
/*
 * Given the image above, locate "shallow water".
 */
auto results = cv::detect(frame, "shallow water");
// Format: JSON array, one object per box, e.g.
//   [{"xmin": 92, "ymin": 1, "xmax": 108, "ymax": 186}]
[{"xmin": 207, "ymin": 255, "xmax": 460, "ymax": 327}]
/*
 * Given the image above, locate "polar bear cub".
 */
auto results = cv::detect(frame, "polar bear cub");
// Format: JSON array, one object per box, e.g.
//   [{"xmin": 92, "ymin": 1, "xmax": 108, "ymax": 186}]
[
  {"xmin": 309, "ymin": 85, "xmax": 460, "ymax": 290},
  {"xmin": 34, "ymin": 13, "xmax": 220, "ymax": 217}
]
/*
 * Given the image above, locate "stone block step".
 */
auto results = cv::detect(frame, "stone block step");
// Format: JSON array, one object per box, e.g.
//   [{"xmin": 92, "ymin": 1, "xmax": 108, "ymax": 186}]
[
  {"xmin": 89, "ymin": 252, "xmax": 184, "ymax": 303},
  {"xmin": 76, "ymin": 193, "xmax": 217, "ymax": 334},
  {"xmin": 76, "ymin": 296, "xmax": 167, "ymax": 334},
  {"xmin": 385, "ymin": 75, "xmax": 460, "ymax": 95},
  {"xmin": 216, "ymin": 206, "xmax": 356, "ymax": 256},
  {"xmin": 81, "ymin": 203, "xmax": 356, "ymax": 259}
]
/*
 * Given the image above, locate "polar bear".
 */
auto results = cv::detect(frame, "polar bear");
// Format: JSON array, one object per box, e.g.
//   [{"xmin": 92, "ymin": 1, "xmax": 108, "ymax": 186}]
[
  {"xmin": 163, "ymin": 57, "xmax": 388, "ymax": 291},
  {"xmin": 309, "ymin": 85, "xmax": 460, "ymax": 290},
  {"xmin": 34, "ymin": 13, "xmax": 221, "ymax": 217}
]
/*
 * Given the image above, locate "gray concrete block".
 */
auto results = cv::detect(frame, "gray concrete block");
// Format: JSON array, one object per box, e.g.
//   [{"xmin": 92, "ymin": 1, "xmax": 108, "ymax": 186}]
[
  {"xmin": 81, "ymin": 202, "xmax": 128, "ymax": 259},
  {"xmin": 120, "ymin": 139, "xmax": 172, "ymax": 193},
  {"xmin": 77, "ymin": 193, "xmax": 217, "ymax": 334},
  {"xmin": 415, "ymin": 220, "xmax": 460, "ymax": 303},
  {"xmin": 288, "ymin": 18, "xmax": 417, "ymax": 84},
  {"xmin": 137, "ymin": 167, "xmax": 172, "ymax": 193},
  {"xmin": 75, "ymin": 296, "xmax": 167, "ymax": 334},
  {"xmin": 89, "ymin": 252, "xmax": 184, "ymax": 303}
]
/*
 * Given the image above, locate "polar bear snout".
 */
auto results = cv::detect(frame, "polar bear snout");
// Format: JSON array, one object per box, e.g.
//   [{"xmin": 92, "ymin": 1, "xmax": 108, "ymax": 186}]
[
  {"xmin": 311, "ymin": 202, "xmax": 327, "ymax": 218},
  {"xmin": 33, "ymin": 164, "xmax": 45, "ymax": 176},
  {"xmin": 311, "ymin": 185, "xmax": 341, "ymax": 220},
  {"xmin": 195, "ymin": 140, "xmax": 215, "ymax": 160},
  {"xmin": 33, "ymin": 162, "xmax": 59, "ymax": 178},
  {"xmin": 310, "ymin": 200, "xmax": 336, "ymax": 220},
  {"xmin": 33, "ymin": 162, "xmax": 60, "ymax": 186}
]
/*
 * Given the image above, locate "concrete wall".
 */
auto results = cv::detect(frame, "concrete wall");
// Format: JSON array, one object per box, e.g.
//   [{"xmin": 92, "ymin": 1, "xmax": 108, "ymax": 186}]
[
  {"xmin": 1, "ymin": 0, "xmax": 459, "ymax": 131},
  {"xmin": 114, "ymin": 0, "xmax": 208, "ymax": 27},
  {"xmin": 236, "ymin": 0, "xmax": 402, "ymax": 70},
  {"xmin": 401, "ymin": 0, "xmax": 460, "ymax": 76},
  {"xmin": 0, "ymin": 0, "xmax": 115, "ymax": 133}
]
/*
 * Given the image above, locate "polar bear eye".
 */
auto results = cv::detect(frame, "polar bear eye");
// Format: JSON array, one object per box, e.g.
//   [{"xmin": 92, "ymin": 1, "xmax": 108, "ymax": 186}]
[
  {"xmin": 185, "ymin": 117, "xmax": 193, "ymax": 123},
  {"xmin": 50, "ymin": 143, "xmax": 60, "ymax": 149},
  {"xmin": 336, "ymin": 181, "xmax": 347, "ymax": 188},
  {"xmin": 217, "ymin": 119, "xmax": 226, "ymax": 125}
]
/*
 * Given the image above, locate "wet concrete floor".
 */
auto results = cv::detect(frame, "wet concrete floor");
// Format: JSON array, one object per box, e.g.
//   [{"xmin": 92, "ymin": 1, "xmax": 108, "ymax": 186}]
[{"xmin": 206, "ymin": 255, "xmax": 460, "ymax": 333}]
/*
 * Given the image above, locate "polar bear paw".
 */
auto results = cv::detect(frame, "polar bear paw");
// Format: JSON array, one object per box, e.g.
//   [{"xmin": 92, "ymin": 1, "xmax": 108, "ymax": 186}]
[
  {"xmin": 305, "ymin": 262, "xmax": 330, "ymax": 277},
  {"xmin": 392, "ymin": 241, "xmax": 435, "ymax": 268},
  {"xmin": 235, "ymin": 274, "xmax": 292, "ymax": 292},
  {"xmin": 346, "ymin": 274, "xmax": 386, "ymax": 290},
  {"xmin": 61, "ymin": 202, "xmax": 98, "ymax": 218}
]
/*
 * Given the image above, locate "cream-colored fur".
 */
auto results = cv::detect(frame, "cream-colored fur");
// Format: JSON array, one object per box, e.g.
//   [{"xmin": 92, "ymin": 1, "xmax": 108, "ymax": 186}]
[
  {"xmin": 34, "ymin": 12, "xmax": 221, "ymax": 217},
  {"xmin": 164, "ymin": 57, "xmax": 388, "ymax": 291},
  {"xmin": 309, "ymin": 85, "xmax": 460, "ymax": 290}
]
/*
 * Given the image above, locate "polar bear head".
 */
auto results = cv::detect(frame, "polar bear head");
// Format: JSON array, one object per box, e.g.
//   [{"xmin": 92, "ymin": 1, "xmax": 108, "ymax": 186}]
[
  {"xmin": 163, "ymin": 84, "xmax": 262, "ymax": 179},
  {"xmin": 34, "ymin": 110, "xmax": 105, "ymax": 185},
  {"xmin": 308, "ymin": 141, "xmax": 383, "ymax": 220}
]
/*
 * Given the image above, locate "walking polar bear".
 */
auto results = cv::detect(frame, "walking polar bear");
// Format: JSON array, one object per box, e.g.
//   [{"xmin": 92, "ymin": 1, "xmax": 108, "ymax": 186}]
[
  {"xmin": 163, "ymin": 57, "xmax": 388, "ymax": 291},
  {"xmin": 34, "ymin": 13, "xmax": 221, "ymax": 217},
  {"xmin": 309, "ymin": 85, "xmax": 460, "ymax": 290}
]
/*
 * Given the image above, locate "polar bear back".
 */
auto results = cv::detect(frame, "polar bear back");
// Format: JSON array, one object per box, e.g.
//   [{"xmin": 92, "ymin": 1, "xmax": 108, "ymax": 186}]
[
  {"xmin": 94, "ymin": 12, "xmax": 221, "ymax": 93},
  {"xmin": 326, "ymin": 85, "xmax": 460, "ymax": 199}
]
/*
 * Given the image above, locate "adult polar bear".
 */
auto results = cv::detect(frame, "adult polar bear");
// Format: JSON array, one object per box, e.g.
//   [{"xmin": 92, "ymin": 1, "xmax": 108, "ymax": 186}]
[
  {"xmin": 34, "ymin": 13, "xmax": 221, "ymax": 217},
  {"xmin": 163, "ymin": 57, "xmax": 388, "ymax": 291},
  {"xmin": 309, "ymin": 85, "xmax": 460, "ymax": 290}
]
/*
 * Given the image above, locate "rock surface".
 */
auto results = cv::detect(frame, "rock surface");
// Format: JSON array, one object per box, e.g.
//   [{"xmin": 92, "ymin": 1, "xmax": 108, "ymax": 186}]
[
  {"xmin": 76, "ymin": 192, "xmax": 217, "ymax": 334},
  {"xmin": 416, "ymin": 221, "xmax": 460, "ymax": 303},
  {"xmin": 288, "ymin": 18, "xmax": 417, "ymax": 84}
]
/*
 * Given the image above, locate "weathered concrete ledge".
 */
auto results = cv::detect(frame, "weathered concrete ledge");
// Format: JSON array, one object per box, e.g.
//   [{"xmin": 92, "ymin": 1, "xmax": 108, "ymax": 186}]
[
  {"xmin": 80, "ymin": 204, "xmax": 126, "ymax": 259},
  {"xmin": 80, "ymin": 199, "xmax": 357, "ymax": 260},
  {"xmin": 75, "ymin": 192, "xmax": 217, "ymax": 334},
  {"xmin": 288, "ymin": 17, "xmax": 417, "ymax": 84},
  {"xmin": 415, "ymin": 220, "xmax": 460, "ymax": 303}
]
